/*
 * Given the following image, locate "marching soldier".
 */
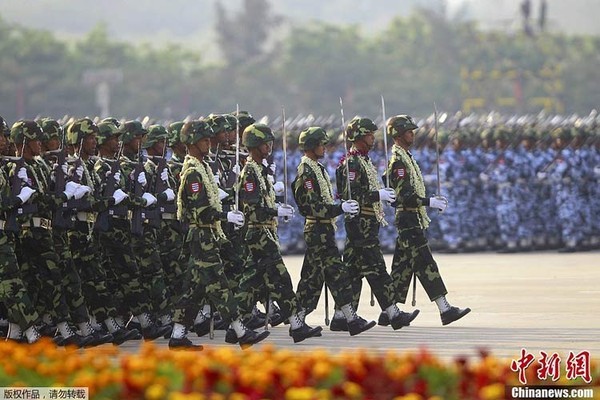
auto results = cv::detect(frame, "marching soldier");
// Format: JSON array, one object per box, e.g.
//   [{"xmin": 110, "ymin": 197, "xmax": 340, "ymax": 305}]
[
  {"xmin": 169, "ymin": 119, "xmax": 269, "ymax": 349},
  {"xmin": 0, "ymin": 119, "xmax": 41, "ymax": 344},
  {"xmin": 292, "ymin": 126, "xmax": 376, "ymax": 335},
  {"xmin": 67, "ymin": 119, "xmax": 140, "ymax": 344},
  {"xmin": 383, "ymin": 115, "xmax": 470, "ymax": 326},
  {"xmin": 335, "ymin": 117, "xmax": 419, "ymax": 331},
  {"xmin": 94, "ymin": 120, "xmax": 169, "ymax": 341},
  {"xmin": 236, "ymin": 123, "xmax": 322, "ymax": 343}
]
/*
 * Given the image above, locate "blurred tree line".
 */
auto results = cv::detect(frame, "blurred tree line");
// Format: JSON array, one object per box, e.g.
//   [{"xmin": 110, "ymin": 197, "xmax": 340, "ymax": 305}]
[{"xmin": 0, "ymin": 2, "xmax": 598, "ymax": 124}]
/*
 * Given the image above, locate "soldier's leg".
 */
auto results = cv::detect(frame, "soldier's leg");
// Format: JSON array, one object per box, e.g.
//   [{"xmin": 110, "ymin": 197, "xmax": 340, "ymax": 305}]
[
  {"xmin": 158, "ymin": 220, "xmax": 185, "ymax": 299},
  {"xmin": 295, "ymin": 229, "xmax": 325, "ymax": 314},
  {"xmin": 390, "ymin": 234, "xmax": 414, "ymax": 304},
  {"xmin": 342, "ymin": 242, "xmax": 363, "ymax": 311}
]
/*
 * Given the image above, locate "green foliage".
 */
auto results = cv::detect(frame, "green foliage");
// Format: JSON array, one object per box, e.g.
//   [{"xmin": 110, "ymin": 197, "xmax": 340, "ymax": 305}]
[{"xmin": 0, "ymin": 9, "xmax": 598, "ymax": 124}]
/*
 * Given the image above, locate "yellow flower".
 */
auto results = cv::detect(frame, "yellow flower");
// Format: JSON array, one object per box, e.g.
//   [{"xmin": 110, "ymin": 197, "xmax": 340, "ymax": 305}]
[
  {"xmin": 480, "ymin": 383, "xmax": 505, "ymax": 400},
  {"xmin": 342, "ymin": 381, "xmax": 363, "ymax": 398},
  {"xmin": 145, "ymin": 383, "xmax": 167, "ymax": 400},
  {"xmin": 285, "ymin": 387, "xmax": 319, "ymax": 400}
]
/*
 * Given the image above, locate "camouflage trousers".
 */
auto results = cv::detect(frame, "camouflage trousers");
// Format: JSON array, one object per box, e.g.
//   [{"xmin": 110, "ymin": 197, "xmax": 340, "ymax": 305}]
[
  {"xmin": 343, "ymin": 239, "xmax": 396, "ymax": 312},
  {"xmin": 97, "ymin": 219, "xmax": 150, "ymax": 317},
  {"xmin": 236, "ymin": 226, "xmax": 298, "ymax": 320},
  {"xmin": 219, "ymin": 229, "xmax": 246, "ymax": 291},
  {"xmin": 172, "ymin": 227, "xmax": 240, "ymax": 326},
  {"xmin": 0, "ymin": 235, "xmax": 39, "ymax": 329},
  {"xmin": 51, "ymin": 229, "xmax": 90, "ymax": 324},
  {"xmin": 132, "ymin": 225, "xmax": 170, "ymax": 317},
  {"xmin": 17, "ymin": 227, "xmax": 71, "ymax": 322},
  {"xmin": 68, "ymin": 221, "xmax": 117, "ymax": 322},
  {"xmin": 296, "ymin": 222, "xmax": 353, "ymax": 314},
  {"xmin": 157, "ymin": 220, "xmax": 185, "ymax": 306},
  {"xmin": 391, "ymin": 216, "xmax": 448, "ymax": 304}
]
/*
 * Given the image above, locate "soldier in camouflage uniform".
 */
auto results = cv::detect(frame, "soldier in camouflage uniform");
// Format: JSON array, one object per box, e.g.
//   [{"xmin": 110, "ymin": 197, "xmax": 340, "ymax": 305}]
[
  {"xmin": 236, "ymin": 123, "xmax": 322, "ymax": 343},
  {"xmin": 384, "ymin": 115, "xmax": 470, "ymax": 326},
  {"xmin": 335, "ymin": 117, "xmax": 419, "ymax": 331},
  {"xmin": 168, "ymin": 119, "xmax": 269, "ymax": 350},
  {"xmin": 66, "ymin": 119, "xmax": 141, "ymax": 344},
  {"xmin": 292, "ymin": 126, "xmax": 376, "ymax": 336},
  {"xmin": 142, "ymin": 124, "xmax": 180, "ymax": 329},
  {"xmin": 9, "ymin": 120, "xmax": 94, "ymax": 347},
  {"xmin": 94, "ymin": 120, "xmax": 169, "ymax": 341},
  {"xmin": 0, "ymin": 118, "xmax": 41, "ymax": 344}
]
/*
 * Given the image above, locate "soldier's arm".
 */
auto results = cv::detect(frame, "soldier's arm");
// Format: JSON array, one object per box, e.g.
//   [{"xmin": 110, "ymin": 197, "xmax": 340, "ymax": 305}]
[
  {"xmin": 183, "ymin": 171, "xmax": 226, "ymax": 225},
  {"xmin": 347, "ymin": 157, "xmax": 379, "ymax": 205},
  {"xmin": 292, "ymin": 165, "xmax": 342, "ymax": 219},
  {"xmin": 240, "ymin": 170, "xmax": 277, "ymax": 222},
  {"xmin": 390, "ymin": 158, "xmax": 429, "ymax": 208}
]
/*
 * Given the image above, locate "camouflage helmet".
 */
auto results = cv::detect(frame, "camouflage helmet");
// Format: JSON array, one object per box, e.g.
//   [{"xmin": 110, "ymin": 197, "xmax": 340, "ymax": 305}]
[
  {"xmin": 10, "ymin": 120, "xmax": 43, "ymax": 144},
  {"xmin": 96, "ymin": 120, "xmax": 122, "ymax": 146},
  {"xmin": 346, "ymin": 117, "xmax": 377, "ymax": 142},
  {"xmin": 298, "ymin": 127, "xmax": 329, "ymax": 151},
  {"xmin": 119, "ymin": 120, "xmax": 147, "ymax": 144},
  {"xmin": 0, "ymin": 116, "xmax": 9, "ymax": 137},
  {"xmin": 242, "ymin": 123, "xmax": 274, "ymax": 148},
  {"xmin": 180, "ymin": 119, "xmax": 214, "ymax": 145},
  {"xmin": 101, "ymin": 117, "xmax": 121, "ymax": 128},
  {"xmin": 223, "ymin": 114, "xmax": 238, "ymax": 131},
  {"xmin": 387, "ymin": 115, "xmax": 418, "ymax": 137},
  {"xmin": 167, "ymin": 121, "xmax": 184, "ymax": 146},
  {"xmin": 143, "ymin": 124, "xmax": 168, "ymax": 149},
  {"xmin": 206, "ymin": 114, "xmax": 233, "ymax": 134},
  {"xmin": 39, "ymin": 118, "xmax": 63, "ymax": 143},
  {"xmin": 232, "ymin": 110, "xmax": 256, "ymax": 132},
  {"xmin": 67, "ymin": 117, "xmax": 99, "ymax": 145}
]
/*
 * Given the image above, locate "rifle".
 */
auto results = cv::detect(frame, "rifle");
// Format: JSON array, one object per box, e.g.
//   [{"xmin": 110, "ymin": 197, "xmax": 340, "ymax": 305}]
[
  {"xmin": 94, "ymin": 142, "xmax": 124, "ymax": 232},
  {"xmin": 131, "ymin": 141, "xmax": 146, "ymax": 236},
  {"xmin": 4, "ymin": 152, "xmax": 38, "ymax": 233},
  {"xmin": 148, "ymin": 144, "xmax": 176, "ymax": 228},
  {"xmin": 67, "ymin": 139, "xmax": 91, "ymax": 211}
]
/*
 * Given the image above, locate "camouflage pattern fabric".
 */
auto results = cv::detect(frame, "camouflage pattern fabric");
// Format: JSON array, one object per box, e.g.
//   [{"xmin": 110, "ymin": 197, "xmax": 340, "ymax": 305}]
[
  {"xmin": 172, "ymin": 156, "xmax": 240, "ymax": 326},
  {"xmin": 292, "ymin": 159, "xmax": 353, "ymax": 314},
  {"xmin": 385, "ymin": 147, "xmax": 448, "ymax": 303},
  {"xmin": 236, "ymin": 158, "xmax": 298, "ymax": 319},
  {"xmin": 0, "ymin": 168, "xmax": 40, "ymax": 329}
]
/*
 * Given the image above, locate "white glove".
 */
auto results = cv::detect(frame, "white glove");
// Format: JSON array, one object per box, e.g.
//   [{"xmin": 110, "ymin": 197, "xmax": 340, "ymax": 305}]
[
  {"xmin": 218, "ymin": 188, "xmax": 228, "ymax": 200},
  {"xmin": 60, "ymin": 163, "xmax": 68, "ymax": 176},
  {"xmin": 267, "ymin": 174, "xmax": 274, "ymax": 185},
  {"xmin": 163, "ymin": 188, "xmax": 175, "ymax": 201},
  {"xmin": 277, "ymin": 204, "xmax": 295, "ymax": 219},
  {"xmin": 479, "ymin": 172, "xmax": 489, "ymax": 182},
  {"xmin": 17, "ymin": 186, "xmax": 36, "ymax": 204},
  {"xmin": 429, "ymin": 196, "xmax": 448, "ymax": 213},
  {"xmin": 378, "ymin": 188, "xmax": 396, "ymax": 203},
  {"xmin": 142, "ymin": 192, "xmax": 157, "ymax": 207},
  {"xmin": 537, "ymin": 171, "xmax": 547, "ymax": 180},
  {"xmin": 74, "ymin": 165, "xmax": 84, "ymax": 180},
  {"xmin": 213, "ymin": 174, "xmax": 220, "ymax": 185},
  {"xmin": 269, "ymin": 163, "xmax": 276, "ymax": 175},
  {"xmin": 63, "ymin": 181, "xmax": 78, "ymax": 200},
  {"xmin": 232, "ymin": 164, "xmax": 241, "ymax": 175},
  {"xmin": 273, "ymin": 181, "xmax": 285, "ymax": 196},
  {"xmin": 74, "ymin": 185, "xmax": 92, "ymax": 200},
  {"xmin": 137, "ymin": 171, "xmax": 147, "ymax": 187},
  {"xmin": 226, "ymin": 210, "xmax": 245, "ymax": 227},
  {"xmin": 341, "ymin": 200, "xmax": 359, "ymax": 215},
  {"xmin": 17, "ymin": 167, "xmax": 28, "ymax": 182},
  {"xmin": 160, "ymin": 168, "xmax": 169, "ymax": 182},
  {"xmin": 112, "ymin": 189, "xmax": 128, "ymax": 205},
  {"xmin": 107, "ymin": 170, "xmax": 121, "ymax": 183}
]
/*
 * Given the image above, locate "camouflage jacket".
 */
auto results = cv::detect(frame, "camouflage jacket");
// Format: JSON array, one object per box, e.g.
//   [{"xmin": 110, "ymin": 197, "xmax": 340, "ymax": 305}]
[
  {"xmin": 238, "ymin": 158, "xmax": 278, "ymax": 224},
  {"xmin": 335, "ymin": 148, "xmax": 382, "ymax": 244},
  {"xmin": 145, "ymin": 156, "xmax": 177, "ymax": 206},
  {"xmin": 168, "ymin": 154, "xmax": 184, "ymax": 192},
  {"xmin": 119, "ymin": 153, "xmax": 147, "ymax": 209},
  {"xmin": 66, "ymin": 156, "xmax": 113, "ymax": 213},
  {"xmin": 385, "ymin": 144, "xmax": 430, "ymax": 230},
  {"xmin": 292, "ymin": 157, "xmax": 342, "ymax": 220},
  {"xmin": 178, "ymin": 155, "xmax": 227, "ymax": 227}
]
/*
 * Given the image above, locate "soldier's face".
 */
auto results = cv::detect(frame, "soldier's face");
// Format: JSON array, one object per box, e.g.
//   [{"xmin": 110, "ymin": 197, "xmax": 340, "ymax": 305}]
[
  {"xmin": 314, "ymin": 143, "xmax": 325, "ymax": 159},
  {"xmin": 357, "ymin": 132, "xmax": 375, "ymax": 151},
  {"xmin": 197, "ymin": 137, "xmax": 212, "ymax": 155},
  {"xmin": 216, "ymin": 131, "xmax": 229, "ymax": 146},
  {"xmin": 259, "ymin": 141, "xmax": 272, "ymax": 158},
  {"xmin": 27, "ymin": 139, "xmax": 42, "ymax": 156},
  {"xmin": 45, "ymin": 137, "xmax": 60, "ymax": 151},
  {"xmin": 399, "ymin": 130, "xmax": 415, "ymax": 148},
  {"xmin": 82, "ymin": 134, "xmax": 97, "ymax": 156}
]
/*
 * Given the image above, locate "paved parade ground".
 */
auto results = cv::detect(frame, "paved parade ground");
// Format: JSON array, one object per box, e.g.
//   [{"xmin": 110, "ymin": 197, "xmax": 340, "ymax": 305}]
[{"xmin": 120, "ymin": 251, "xmax": 600, "ymax": 361}]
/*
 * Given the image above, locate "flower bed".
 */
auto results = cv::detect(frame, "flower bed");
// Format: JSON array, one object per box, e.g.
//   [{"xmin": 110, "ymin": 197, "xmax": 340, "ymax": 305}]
[{"xmin": 0, "ymin": 339, "xmax": 597, "ymax": 399}]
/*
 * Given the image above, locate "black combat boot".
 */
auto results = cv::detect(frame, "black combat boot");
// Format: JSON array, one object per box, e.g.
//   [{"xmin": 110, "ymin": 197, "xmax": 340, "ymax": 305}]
[
  {"xmin": 329, "ymin": 316, "xmax": 348, "ymax": 332},
  {"xmin": 390, "ymin": 309, "xmax": 421, "ymax": 330},
  {"xmin": 291, "ymin": 324, "xmax": 323, "ymax": 343},
  {"xmin": 377, "ymin": 311, "xmax": 390, "ymax": 326},
  {"xmin": 441, "ymin": 306, "xmax": 471, "ymax": 326},
  {"xmin": 348, "ymin": 317, "xmax": 377, "ymax": 336}
]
